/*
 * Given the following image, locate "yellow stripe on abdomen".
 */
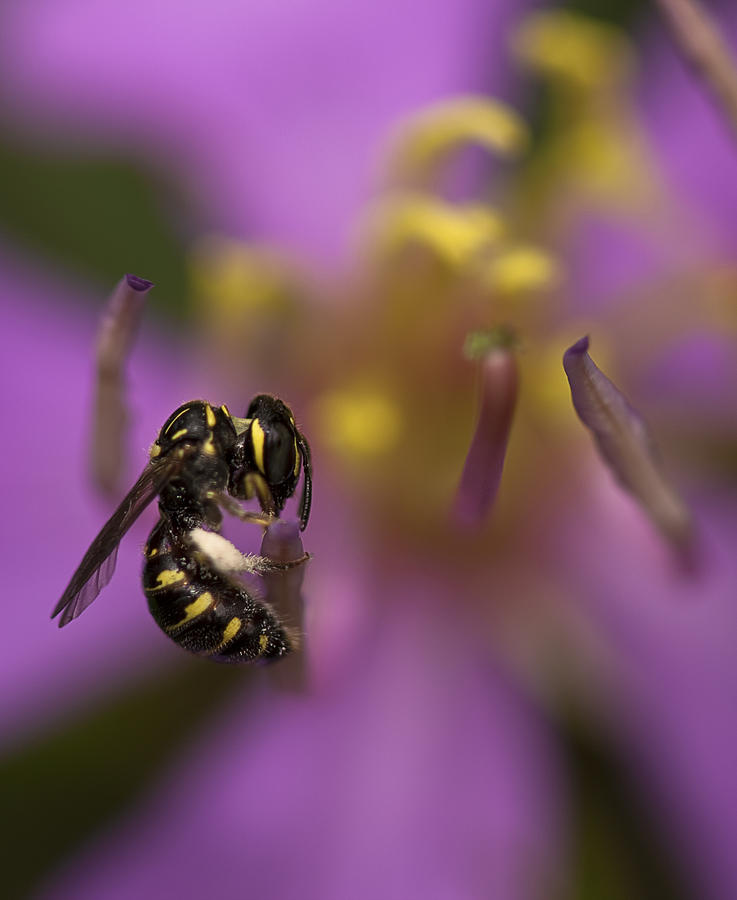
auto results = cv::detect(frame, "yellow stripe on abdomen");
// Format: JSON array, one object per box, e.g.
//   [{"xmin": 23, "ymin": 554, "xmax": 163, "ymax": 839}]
[
  {"xmin": 166, "ymin": 592, "xmax": 214, "ymax": 631},
  {"xmin": 211, "ymin": 616, "xmax": 242, "ymax": 651},
  {"xmin": 147, "ymin": 570, "xmax": 187, "ymax": 592}
]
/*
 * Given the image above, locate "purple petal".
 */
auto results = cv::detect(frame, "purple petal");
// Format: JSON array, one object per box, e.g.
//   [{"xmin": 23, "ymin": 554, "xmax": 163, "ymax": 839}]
[
  {"xmin": 0, "ymin": 0, "xmax": 529, "ymax": 260},
  {"xmin": 0, "ymin": 253, "xmax": 204, "ymax": 744},
  {"xmin": 549, "ymin": 475, "xmax": 737, "ymax": 899},
  {"xmin": 563, "ymin": 336, "xmax": 692, "ymax": 549},
  {"xmin": 640, "ymin": 5, "xmax": 737, "ymax": 257},
  {"xmin": 39, "ymin": 601, "xmax": 564, "ymax": 900}
]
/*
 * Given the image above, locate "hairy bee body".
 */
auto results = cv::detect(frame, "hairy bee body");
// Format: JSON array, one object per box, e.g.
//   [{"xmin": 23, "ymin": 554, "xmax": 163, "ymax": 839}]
[
  {"xmin": 54, "ymin": 396, "xmax": 312, "ymax": 664},
  {"xmin": 144, "ymin": 400, "xmax": 299, "ymax": 661},
  {"xmin": 143, "ymin": 518, "xmax": 293, "ymax": 663}
]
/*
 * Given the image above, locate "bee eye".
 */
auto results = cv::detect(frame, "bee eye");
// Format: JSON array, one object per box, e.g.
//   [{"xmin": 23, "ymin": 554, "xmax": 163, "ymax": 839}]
[{"xmin": 262, "ymin": 423, "xmax": 296, "ymax": 485}]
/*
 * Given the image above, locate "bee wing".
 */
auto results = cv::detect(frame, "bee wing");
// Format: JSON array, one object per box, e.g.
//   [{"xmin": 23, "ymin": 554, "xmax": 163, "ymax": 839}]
[{"xmin": 52, "ymin": 456, "xmax": 183, "ymax": 627}]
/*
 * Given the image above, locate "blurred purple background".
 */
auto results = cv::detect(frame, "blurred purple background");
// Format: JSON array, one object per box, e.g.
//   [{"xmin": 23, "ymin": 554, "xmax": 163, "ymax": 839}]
[{"xmin": 1, "ymin": 1, "xmax": 737, "ymax": 899}]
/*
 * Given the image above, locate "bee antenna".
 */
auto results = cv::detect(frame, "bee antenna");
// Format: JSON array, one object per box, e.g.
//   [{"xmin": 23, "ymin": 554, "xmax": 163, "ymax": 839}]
[{"xmin": 297, "ymin": 433, "xmax": 312, "ymax": 531}]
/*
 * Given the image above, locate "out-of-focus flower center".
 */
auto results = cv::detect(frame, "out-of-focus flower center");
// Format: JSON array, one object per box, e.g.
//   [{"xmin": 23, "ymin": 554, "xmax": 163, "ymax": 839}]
[{"xmin": 188, "ymin": 11, "xmax": 721, "ymax": 559}]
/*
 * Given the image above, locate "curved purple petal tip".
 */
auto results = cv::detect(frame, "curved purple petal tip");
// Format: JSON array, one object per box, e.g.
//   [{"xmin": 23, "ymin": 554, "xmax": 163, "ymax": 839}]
[
  {"xmin": 125, "ymin": 273, "xmax": 154, "ymax": 292},
  {"xmin": 562, "ymin": 335, "xmax": 692, "ymax": 550},
  {"xmin": 563, "ymin": 335, "xmax": 590, "ymax": 365}
]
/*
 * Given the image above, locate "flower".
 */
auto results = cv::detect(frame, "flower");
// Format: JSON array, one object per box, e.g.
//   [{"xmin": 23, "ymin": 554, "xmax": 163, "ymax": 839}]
[{"xmin": 3, "ymin": 3, "xmax": 737, "ymax": 899}]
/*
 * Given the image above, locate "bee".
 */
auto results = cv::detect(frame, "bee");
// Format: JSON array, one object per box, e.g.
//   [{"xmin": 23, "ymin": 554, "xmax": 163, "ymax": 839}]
[{"xmin": 52, "ymin": 397, "xmax": 313, "ymax": 663}]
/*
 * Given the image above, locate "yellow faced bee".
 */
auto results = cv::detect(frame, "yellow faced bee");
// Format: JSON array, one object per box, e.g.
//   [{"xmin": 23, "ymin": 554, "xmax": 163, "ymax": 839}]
[{"xmin": 53, "ymin": 397, "xmax": 312, "ymax": 663}]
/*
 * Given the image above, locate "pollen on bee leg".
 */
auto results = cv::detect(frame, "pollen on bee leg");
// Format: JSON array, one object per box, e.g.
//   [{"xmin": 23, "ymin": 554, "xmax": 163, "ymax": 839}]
[
  {"xmin": 91, "ymin": 273, "xmax": 154, "ymax": 497},
  {"xmin": 453, "ymin": 332, "xmax": 518, "ymax": 528}
]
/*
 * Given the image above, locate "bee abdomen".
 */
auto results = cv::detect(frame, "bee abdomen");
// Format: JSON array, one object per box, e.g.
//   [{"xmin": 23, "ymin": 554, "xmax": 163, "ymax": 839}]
[{"xmin": 143, "ymin": 520, "xmax": 294, "ymax": 663}]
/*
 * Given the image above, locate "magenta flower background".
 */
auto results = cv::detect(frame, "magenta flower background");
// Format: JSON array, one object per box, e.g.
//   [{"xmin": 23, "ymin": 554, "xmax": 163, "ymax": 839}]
[
  {"xmin": 40, "ymin": 606, "xmax": 563, "ymax": 900},
  {"xmin": 0, "ymin": 0, "xmax": 524, "ymax": 260},
  {"xmin": 550, "ymin": 468, "xmax": 737, "ymax": 900},
  {"xmin": 1, "ymin": 1, "xmax": 737, "ymax": 898},
  {"xmin": 0, "ymin": 256, "xmax": 203, "ymax": 739},
  {"xmin": 638, "ymin": 6, "xmax": 737, "ymax": 259}
]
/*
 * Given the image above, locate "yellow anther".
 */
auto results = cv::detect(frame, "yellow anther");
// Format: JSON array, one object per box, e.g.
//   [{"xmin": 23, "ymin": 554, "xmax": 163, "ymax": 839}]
[
  {"xmin": 512, "ymin": 11, "xmax": 634, "ymax": 91},
  {"xmin": 481, "ymin": 245, "xmax": 561, "ymax": 295},
  {"xmin": 190, "ymin": 236, "xmax": 293, "ymax": 319},
  {"xmin": 312, "ymin": 390, "xmax": 402, "ymax": 459},
  {"xmin": 364, "ymin": 194, "xmax": 504, "ymax": 268},
  {"xmin": 385, "ymin": 96, "xmax": 529, "ymax": 184}
]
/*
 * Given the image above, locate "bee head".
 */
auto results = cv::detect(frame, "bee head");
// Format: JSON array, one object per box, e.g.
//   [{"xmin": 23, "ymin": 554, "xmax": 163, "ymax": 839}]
[{"xmin": 231, "ymin": 395, "xmax": 312, "ymax": 530}]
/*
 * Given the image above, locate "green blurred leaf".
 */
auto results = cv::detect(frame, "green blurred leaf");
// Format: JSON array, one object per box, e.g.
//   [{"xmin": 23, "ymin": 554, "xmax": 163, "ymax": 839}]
[
  {"xmin": 0, "ymin": 661, "xmax": 249, "ymax": 899},
  {"xmin": 559, "ymin": 0, "xmax": 651, "ymax": 28},
  {"xmin": 0, "ymin": 137, "xmax": 191, "ymax": 317},
  {"xmin": 562, "ymin": 714, "xmax": 692, "ymax": 900}
]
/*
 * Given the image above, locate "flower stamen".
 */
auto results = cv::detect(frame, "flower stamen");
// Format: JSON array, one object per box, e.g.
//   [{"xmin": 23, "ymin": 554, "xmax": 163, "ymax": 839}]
[
  {"xmin": 454, "ymin": 331, "xmax": 518, "ymax": 528},
  {"xmin": 92, "ymin": 273, "xmax": 153, "ymax": 497}
]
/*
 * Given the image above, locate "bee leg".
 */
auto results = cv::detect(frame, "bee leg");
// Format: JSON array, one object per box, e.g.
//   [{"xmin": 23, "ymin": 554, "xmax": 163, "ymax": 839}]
[
  {"xmin": 240, "ymin": 472, "xmax": 277, "ymax": 517},
  {"xmin": 188, "ymin": 527, "xmax": 310, "ymax": 576},
  {"xmin": 237, "ymin": 551, "xmax": 312, "ymax": 575},
  {"xmin": 208, "ymin": 491, "xmax": 275, "ymax": 527}
]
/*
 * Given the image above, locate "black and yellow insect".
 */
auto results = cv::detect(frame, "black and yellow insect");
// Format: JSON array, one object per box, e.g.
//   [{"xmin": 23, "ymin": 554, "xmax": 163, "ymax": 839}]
[{"xmin": 52, "ymin": 397, "xmax": 312, "ymax": 663}]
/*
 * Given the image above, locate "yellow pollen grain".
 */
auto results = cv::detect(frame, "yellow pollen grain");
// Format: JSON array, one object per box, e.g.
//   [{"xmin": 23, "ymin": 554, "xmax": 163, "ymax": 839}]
[
  {"xmin": 259, "ymin": 633, "xmax": 270, "ymax": 653},
  {"xmin": 168, "ymin": 592, "xmax": 214, "ymax": 631}
]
